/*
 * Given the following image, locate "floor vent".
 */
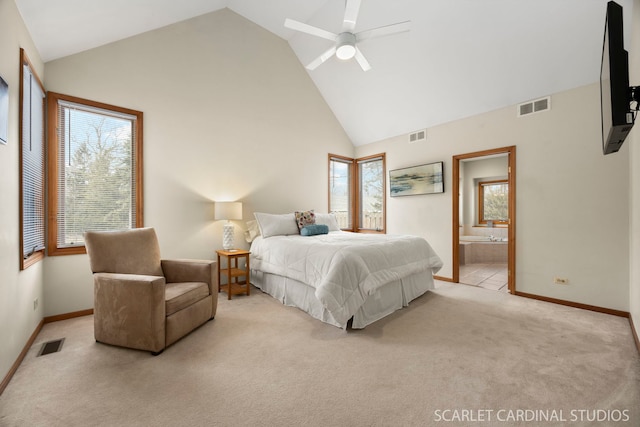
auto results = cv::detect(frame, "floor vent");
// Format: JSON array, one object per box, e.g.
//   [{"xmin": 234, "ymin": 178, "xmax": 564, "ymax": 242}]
[
  {"xmin": 517, "ymin": 96, "xmax": 551, "ymax": 117},
  {"xmin": 408, "ymin": 129, "xmax": 426, "ymax": 143},
  {"xmin": 37, "ymin": 338, "xmax": 65, "ymax": 357}
]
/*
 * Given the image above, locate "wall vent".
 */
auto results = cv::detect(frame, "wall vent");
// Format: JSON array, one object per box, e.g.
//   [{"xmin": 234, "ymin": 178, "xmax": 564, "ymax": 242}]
[
  {"xmin": 517, "ymin": 96, "xmax": 551, "ymax": 117},
  {"xmin": 409, "ymin": 129, "xmax": 427, "ymax": 143},
  {"xmin": 37, "ymin": 338, "xmax": 65, "ymax": 357}
]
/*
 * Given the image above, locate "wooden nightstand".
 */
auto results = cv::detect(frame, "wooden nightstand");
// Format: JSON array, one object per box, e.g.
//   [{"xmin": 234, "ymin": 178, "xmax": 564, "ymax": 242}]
[{"xmin": 216, "ymin": 249, "xmax": 250, "ymax": 300}]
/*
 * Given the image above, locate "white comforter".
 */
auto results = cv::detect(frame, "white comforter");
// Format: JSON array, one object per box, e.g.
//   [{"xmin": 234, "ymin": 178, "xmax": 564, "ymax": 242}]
[{"xmin": 250, "ymin": 231, "xmax": 443, "ymax": 325}]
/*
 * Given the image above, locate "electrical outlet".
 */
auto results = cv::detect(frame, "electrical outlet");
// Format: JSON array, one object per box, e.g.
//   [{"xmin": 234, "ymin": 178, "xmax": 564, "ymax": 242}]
[
  {"xmin": 33, "ymin": 298, "xmax": 38, "ymax": 310},
  {"xmin": 553, "ymin": 277, "xmax": 568, "ymax": 285}
]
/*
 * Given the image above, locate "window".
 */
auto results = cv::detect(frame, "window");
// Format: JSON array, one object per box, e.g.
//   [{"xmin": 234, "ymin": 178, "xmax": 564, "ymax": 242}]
[
  {"xmin": 329, "ymin": 154, "xmax": 353, "ymax": 230},
  {"xmin": 328, "ymin": 153, "xmax": 385, "ymax": 233},
  {"xmin": 47, "ymin": 93, "xmax": 143, "ymax": 255},
  {"xmin": 478, "ymin": 179, "xmax": 509, "ymax": 225},
  {"xmin": 20, "ymin": 50, "xmax": 46, "ymax": 269},
  {"xmin": 357, "ymin": 154, "xmax": 385, "ymax": 232}
]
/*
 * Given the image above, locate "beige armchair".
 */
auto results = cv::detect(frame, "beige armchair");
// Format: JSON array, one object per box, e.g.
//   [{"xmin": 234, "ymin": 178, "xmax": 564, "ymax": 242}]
[{"xmin": 84, "ymin": 228, "xmax": 218, "ymax": 355}]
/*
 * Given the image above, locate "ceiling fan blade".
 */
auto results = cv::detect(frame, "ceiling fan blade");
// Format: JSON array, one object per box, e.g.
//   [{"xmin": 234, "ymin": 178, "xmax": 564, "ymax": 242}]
[
  {"xmin": 354, "ymin": 46, "xmax": 371, "ymax": 72},
  {"xmin": 284, "ymin": 18, "xmax": 337, "ymax": 42},
  {"xmin": 356, "ymin": 21, "xmax": 411, "ymax": 42},
  {"xmin": 343, "ymin": 0, "xmax": 362, "ymax": 32},
  {"xmin": 306, "ymin": 46, "xmax": 337, "ymax": 70}
]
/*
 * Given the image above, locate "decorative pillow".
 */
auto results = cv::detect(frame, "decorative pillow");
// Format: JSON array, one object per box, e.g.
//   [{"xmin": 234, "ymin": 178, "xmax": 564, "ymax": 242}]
[
  {"xmin": 253, "ymin": 212, "xmax": 299, "ymax": 238},
  {"xmin": 300, "ymin": 224, "xmax": 329, "ymax": 236},
  {"xmin": 295, "ymin": 210, "xmax": 316, "ymax": 231},
  {"xmin": 314, "ymin": 213, "xmax": 340, "ymax": 231},
  {"xmin": 244, "ymin": 220, "xmax": 261, "ymax": 243}
]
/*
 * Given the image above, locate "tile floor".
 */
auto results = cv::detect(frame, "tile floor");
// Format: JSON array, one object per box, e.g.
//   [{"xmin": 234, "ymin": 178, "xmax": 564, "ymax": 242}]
[{"xmin": 459, "ymin": 262, "xmax": 508, "ymax": 292}]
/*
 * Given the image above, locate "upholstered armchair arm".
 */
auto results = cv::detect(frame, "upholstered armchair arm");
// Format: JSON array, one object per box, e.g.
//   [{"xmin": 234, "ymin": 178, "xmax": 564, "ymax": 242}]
[
  {"xmin": 161, "ymin": 259, "xmax": 217, "ymax": 292},
  {"xmin": 93, "ymin": 273, "xmax": 166, "ymax": 353},
  {"xmin": 162, "ymin": 259, "xmax": 218, "ymax": 318}
]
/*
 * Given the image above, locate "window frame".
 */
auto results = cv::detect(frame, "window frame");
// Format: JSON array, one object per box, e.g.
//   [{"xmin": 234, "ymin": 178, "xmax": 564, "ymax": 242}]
[
  {"xmin": 328, "ymin": 154, "xmax": 355, "ymax": 231},
  {"xmin": 478, "ymin": 179, "xmax": 509, "ymax": 225},
  {"xmin": 356, "ymin": 153, "xmax": 386, "ymax": 233},
  {"xmin": 328, "ymin": 153, "xmax": 386, "ymax": 234},
  {"xmin": 46, "ymin": 92, "xmax": 144, "ymax": 256},
  {"xmin": 19, "ymin": 49, "xmax": 46, "ymax": 270}
]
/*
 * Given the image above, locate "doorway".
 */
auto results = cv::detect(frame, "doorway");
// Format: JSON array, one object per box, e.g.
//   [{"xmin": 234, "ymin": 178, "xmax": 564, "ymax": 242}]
[{"xmin": 452, "ymin": 146, "xmax": 516, "ymax": 294}]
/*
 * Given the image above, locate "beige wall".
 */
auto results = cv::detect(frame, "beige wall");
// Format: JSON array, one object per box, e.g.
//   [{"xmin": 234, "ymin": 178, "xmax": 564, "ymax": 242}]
[
  {"xmin": 42, "ymin": 9, "xmax": 354, "ymax": 316},
  {"xmin": 0, "ymin": 0, "xmax": 45, "ymax": 386},
  {"xmin": 629, "ymin": 0, "xmax": 640, "ymax": 340},
  {"xmin": 357, "ymin": 82, "xmax": 631, "ymax": 312}
]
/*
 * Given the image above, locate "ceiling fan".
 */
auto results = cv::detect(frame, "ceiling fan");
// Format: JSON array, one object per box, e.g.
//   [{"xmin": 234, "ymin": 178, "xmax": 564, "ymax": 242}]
[{"xmin": 284, "ymin": 0, "xmax": 410, "ymax": 71}]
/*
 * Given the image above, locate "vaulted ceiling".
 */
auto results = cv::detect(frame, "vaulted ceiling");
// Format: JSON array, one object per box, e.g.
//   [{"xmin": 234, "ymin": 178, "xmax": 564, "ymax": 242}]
[{"xmin": 15, "ymin": 0, "xmax": 635, "ymax": 146}]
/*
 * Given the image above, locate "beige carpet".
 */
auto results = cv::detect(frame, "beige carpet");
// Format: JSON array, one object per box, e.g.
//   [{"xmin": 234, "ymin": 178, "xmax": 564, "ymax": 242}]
[{"xmin": 0, "ymin": 281, "xmax": 638, "ymax": 427}]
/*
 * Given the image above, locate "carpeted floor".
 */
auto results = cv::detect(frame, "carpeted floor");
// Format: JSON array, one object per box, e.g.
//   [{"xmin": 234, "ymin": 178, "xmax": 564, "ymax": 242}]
[{"xmin": 0, "ymin": 281, "xmax": 638, "ymax": 427}]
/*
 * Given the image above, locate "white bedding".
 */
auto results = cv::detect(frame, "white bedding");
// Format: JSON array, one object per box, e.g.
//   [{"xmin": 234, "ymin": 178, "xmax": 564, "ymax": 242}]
[{"xmin": 250, "ymin": 231, "xmax": 443, "ymax": 326}]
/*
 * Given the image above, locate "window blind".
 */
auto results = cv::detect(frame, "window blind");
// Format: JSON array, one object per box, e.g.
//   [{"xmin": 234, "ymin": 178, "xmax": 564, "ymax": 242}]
[
  {"xmin": 21, "ymin": 63, "xmax": 45, "ymax": 260},
  {"xmin": 55, "ymin": 100, "xmax": 137, "ymax": 248}
]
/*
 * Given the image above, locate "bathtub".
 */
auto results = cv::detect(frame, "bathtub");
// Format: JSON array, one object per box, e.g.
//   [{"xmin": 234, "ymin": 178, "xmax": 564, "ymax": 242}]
[{"xmin": 459, "ymin": 236, "xmax": 508, "ymax": 264}]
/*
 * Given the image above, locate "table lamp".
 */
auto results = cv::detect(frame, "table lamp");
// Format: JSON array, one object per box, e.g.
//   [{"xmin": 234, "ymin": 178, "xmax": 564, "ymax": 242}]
[{"xmin": 215, "ymin": 201, "xmax": 243, "ymax": 250}]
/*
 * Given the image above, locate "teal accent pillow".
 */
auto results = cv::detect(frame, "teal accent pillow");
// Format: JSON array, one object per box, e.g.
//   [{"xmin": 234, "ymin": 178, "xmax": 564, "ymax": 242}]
[{"xmin": 300, "ymin": 224, "xmax": 329, "ymax": 236}]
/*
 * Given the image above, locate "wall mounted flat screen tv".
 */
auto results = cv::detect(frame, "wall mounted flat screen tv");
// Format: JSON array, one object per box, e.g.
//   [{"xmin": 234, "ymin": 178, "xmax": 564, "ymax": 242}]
[{"xmin": 600, "ymin": 1, "xmax": 635, "ymax": 155}]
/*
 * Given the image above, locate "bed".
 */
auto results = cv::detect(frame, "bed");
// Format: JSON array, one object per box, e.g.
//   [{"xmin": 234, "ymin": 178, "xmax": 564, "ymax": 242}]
[{"xmin": 248, "ymin": 212, "xmax": 443, "ymax": 329}]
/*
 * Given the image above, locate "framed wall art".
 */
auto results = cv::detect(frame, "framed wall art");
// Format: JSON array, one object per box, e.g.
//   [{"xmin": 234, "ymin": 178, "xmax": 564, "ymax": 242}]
[
  {"xmin": 0, "ymin": 75, "xmax": 8, "ymax": 145},
  {"xmin": 389, "ymin": 161, "xmax": 444, "ymax": 197}
]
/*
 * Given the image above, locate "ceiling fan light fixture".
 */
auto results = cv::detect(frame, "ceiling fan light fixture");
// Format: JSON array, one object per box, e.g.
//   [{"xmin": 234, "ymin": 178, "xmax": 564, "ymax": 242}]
[
  {"xmin": 284, "ymin": 0, "xmax": 410, "ymax": 71},
  {"xmin": 336, "ymin": 32, "xmax": 357, "ymax": 60}
]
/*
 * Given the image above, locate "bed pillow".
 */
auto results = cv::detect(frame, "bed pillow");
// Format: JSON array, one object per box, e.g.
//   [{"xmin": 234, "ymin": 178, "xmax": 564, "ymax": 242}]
[
  {"xmin": 244, "ymin": 220, "xmax": 261, "ymax": 243},
  {"xmin": 295, "ymin": 210, "xmax": 316, "ymax": 231},
  {"xmin": 314, "ymin": 213, "xmax": 340, "ymax": 231},
  {"xmin": 300, "ymin": 224, "xmax": 329, "ymax": 236},
  {"xmin": 253, "ymin": 212, "xmax": 299, "ymax": 238}
]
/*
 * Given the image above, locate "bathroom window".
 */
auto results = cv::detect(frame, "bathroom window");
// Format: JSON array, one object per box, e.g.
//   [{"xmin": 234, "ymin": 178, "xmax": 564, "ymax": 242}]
[{"xmin": 478, "ymin": 179, "xmax": 508, "ymax": 225}]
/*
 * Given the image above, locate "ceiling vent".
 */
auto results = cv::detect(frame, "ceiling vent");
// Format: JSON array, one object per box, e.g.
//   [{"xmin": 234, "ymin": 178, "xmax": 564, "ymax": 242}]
[
  {"xmin": 517, "ymin": 96, "xmax": 551, "ymax": 117},
  {"xmin": 409, "ymin": 129, "xmax": 427, "ymax": 143}
]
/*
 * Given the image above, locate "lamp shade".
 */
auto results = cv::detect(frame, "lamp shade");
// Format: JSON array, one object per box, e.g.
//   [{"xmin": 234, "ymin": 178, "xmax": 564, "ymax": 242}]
[{"xmin": 215, "ymin": 202, "xmax": 243, "ymax": 221}]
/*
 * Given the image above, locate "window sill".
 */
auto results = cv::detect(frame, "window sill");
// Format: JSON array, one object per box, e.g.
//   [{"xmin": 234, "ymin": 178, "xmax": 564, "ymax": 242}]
[
  {"xmin": 48, "ymin": 246, "xmax": 87, "ymax": 256},
  {"xmin": 21, "ymin": 250, "xmax": 44, "ymax": 270}
]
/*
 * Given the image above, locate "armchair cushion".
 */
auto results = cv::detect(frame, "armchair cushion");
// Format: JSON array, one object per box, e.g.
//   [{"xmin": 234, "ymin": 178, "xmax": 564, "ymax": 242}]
[{"xmin": 165, "ymin": 282, "xmax": 210, "ymax": 316}]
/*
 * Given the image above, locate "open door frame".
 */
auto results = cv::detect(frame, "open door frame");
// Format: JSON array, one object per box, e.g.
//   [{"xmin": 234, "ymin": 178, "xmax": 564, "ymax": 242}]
[{"xmin": 452, "ymin": 146, "xmax": 516, "ymax": 293}]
